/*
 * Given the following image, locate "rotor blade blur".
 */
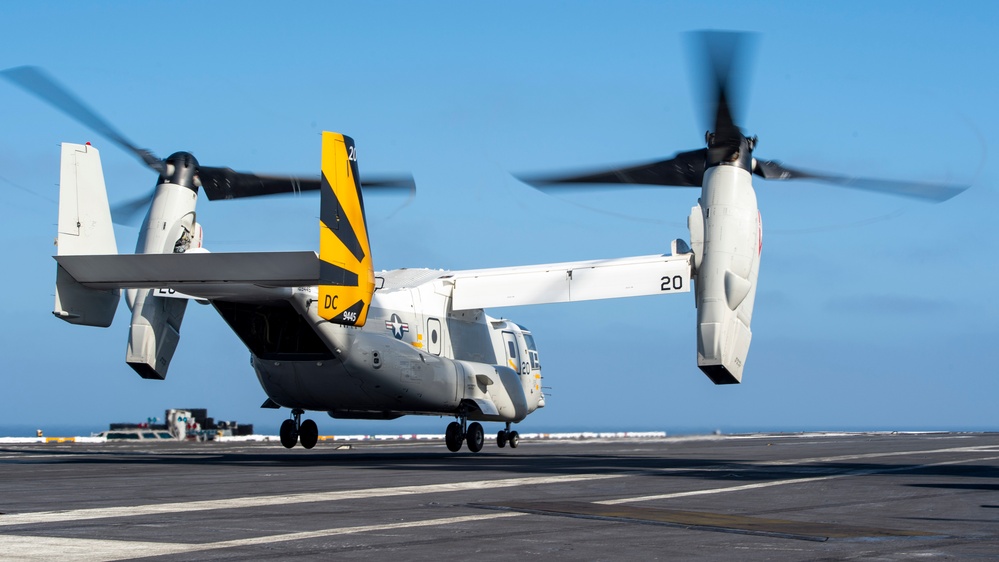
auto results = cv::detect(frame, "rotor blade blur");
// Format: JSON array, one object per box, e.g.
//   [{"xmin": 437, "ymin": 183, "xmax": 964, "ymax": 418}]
[
  {"xmin": 687, "ymin": 31, "xmax": 757, "ymax": 144},
  {"xmin": 110, "ymin": 191, "xmax": 154, "ymax": 225},
  {"xmin": 199, "ymin": 167, "xmax": 416, "ymax": 201},
  {"xmin": 361, "ymin": 175, "xmax": 417, "ymax": 196},
  {"xmin": 754, "ymin": 159, "xmax": 969, "ymax": 202},
  {"xmin": 199, "ymin": 167, "xmax": 318, "ymax": 200},
  {"xmin": 1, "ymin": 66, "xmax": 164, "ymax": 174},
  {"xmin": 520, "ymin": 149, "xmax": 707, "ymax": 190}
]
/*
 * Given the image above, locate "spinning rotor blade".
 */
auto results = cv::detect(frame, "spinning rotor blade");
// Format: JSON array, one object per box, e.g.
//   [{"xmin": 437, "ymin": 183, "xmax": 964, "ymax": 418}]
[
  {"xmin": 521, "ymin": 30, "xmax": 967, "ymax": 204},
  {"xmin": 361, "ymin": 175, "xmax": 418, "ymax": 195},
  {"xmin": 520, "ymin": 32, "xmax": 760, "ymax": 192},
  {"xmin": 110, "ymin": 192, "xmax": 155, "ymax": 225},
  {"xmin": 522, "ymin": 149, "xmax": 706, "ymax": 189},
  {"xmin": 4, "ymin": 65, "xmax": 417, "ymax": 204},
  {"xmin": 1, "ymin": 66, "xmax": 164, "ymax": 173},
  {"xmin": 199, "ymin": 167, "xmax": 416, "ymax": 201},
  {"xmin": 689, "ymin": 31, "xmax": 757, "ymax": 153},
  {"xmin": 199, "ymin": 168, "xmax": 318, "ymax": 201},
  {"xmin": 753, "ymin": 159, "xmax": 968, "ymax": 202}
]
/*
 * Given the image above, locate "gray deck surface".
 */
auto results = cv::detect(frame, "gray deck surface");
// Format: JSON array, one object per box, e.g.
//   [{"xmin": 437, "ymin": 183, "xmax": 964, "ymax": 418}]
[{"xmin": 1, "ymin": 432, "xmax": 997, "ymax": 560}]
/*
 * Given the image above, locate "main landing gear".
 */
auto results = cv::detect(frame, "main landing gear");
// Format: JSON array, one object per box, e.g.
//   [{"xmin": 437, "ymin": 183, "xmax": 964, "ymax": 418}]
[
  {"xmin": 280, "ymin": 409, "xmax": 319, "ymax": 449},
  {"xmin": 445, "ymin": 419, "xmax": 483, "ymax": 452},
  {"xmin": 444, "ymin": 414, "xmax": 518, "ymax": 453}
]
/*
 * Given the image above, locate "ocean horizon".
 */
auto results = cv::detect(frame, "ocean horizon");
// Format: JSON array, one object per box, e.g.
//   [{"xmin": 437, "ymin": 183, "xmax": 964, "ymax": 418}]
[{"xmin": 2, "ymin": 423, "xmax": 994, "ymax": 439}]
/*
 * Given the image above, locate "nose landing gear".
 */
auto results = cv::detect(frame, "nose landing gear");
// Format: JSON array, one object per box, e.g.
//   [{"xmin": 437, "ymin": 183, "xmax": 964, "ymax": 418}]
[
  {"xmin": 279, "ymin": 418, "xmax": 297, "ymax": 449},
  {"xmin": 497, "ymin": 422, "xmax": 519, "ymax": 449},
  {"xmin": 280, "ymin": 409, "xmax": 320, "ymax": 449}
]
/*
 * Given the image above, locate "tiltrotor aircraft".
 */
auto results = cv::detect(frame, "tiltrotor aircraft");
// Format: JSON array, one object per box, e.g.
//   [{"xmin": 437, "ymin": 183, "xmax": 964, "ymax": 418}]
[{"xmin": 2, "ymin": 33, "xmax": 966, "ymax": 452}]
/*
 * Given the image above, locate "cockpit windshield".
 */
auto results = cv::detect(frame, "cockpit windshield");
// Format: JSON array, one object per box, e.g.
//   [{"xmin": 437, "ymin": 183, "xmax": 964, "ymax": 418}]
[
  {"xmin": 523, "ymin": 333, "xmax": 537, "ymax": 351},
  {"xmin": 523, "ymin": 332, "xmax": 541, "ymax": 370}
]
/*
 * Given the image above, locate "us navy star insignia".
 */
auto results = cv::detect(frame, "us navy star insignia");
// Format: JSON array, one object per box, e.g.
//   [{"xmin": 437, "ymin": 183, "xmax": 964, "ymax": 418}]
[{"xmin": 385, "ymin": 314, "xmax": 409, "ymax": 339}]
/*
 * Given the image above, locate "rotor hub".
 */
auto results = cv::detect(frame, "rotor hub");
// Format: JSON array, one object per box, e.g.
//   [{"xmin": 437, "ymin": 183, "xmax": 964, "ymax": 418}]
[
  {"xmin": 706, "ymin": 133, "xmax": 756, "ymax": 175},
  {"xmin": 159, "ymin": 151, "xmax": 201, "ymax": 192}
]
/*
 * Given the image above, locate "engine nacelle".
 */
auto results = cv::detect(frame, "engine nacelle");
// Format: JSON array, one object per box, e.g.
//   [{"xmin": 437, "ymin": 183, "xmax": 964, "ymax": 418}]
[
  {"xmin": 691, "ymin": 165, "xmax": 762, "ymax": 384},
  {"xmin": 125, "ymin": 172, "xmax": 199, "ymax": 379},
  {"xmin": 125, "ymin": 289, "xmax": 188, "ymax": 379}
]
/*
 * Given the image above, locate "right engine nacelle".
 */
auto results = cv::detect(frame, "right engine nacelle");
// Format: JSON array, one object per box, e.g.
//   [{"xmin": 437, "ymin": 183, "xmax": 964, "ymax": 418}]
[
  {"xmin": 689, "ymin": 166, "xmax": 762, "ymax": 384},
  {"xmin": 125, "ymin": 289, "xmax": 188, "ymax": 380},
  {"xmin": 123, "ymin": 161, "xmax": 200, "ymax": 380}
]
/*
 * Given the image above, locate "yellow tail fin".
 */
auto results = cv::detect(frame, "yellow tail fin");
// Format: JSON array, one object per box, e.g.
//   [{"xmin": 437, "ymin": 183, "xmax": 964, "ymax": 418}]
[{"xmin": 318, "ymin": 132, "xmax": 374, "ymax": 326}]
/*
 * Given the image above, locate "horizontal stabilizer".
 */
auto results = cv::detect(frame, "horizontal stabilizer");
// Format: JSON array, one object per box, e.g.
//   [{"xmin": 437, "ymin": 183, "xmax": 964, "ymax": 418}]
[
  {"xmin": 55, "ymin": 251, "xmax": 320, "ymax": 290},
  {"xmin": 449, "ymin": 251, "xmax": 693, "ymax": 311}
]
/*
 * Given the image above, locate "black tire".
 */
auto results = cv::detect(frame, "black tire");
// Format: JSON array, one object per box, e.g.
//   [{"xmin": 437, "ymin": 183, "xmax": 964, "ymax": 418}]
[
  {"xmin": 508, "ymin": 431, "xmax": 520, "ymax": 448},
  {"xmin": 445, "ymin": 421, "xmax": 463, "ymax": 452},
  {"xmin": 497, "ymin": 430, "xmax": 508, "ymax": 448},
  {"xmin": 466, "ymin": 422, "xmax": 484, "ymax": 453},
  {"xmin": 279, "ymin": 419, "xmax": 298, "ymax": 449},
  {"xmin": 299, "ymin": 419, "xmax": 319, "ymax": 449}
]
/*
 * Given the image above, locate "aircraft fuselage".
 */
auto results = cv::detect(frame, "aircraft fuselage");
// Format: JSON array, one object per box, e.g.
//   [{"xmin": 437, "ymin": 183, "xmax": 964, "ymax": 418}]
[{"xmin": 215, "ymin": 270, "xmax": 545, "ymax": 423}]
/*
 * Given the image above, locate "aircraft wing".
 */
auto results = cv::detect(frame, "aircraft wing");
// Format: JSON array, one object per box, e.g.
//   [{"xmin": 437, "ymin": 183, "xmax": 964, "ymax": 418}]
[
  {"xmin": 447, "ymin": 249, "xmax": 693, "ymax": 311},
  {"xmin": 54, "ymin": 251, "xmax": 320, "ymax": 301},
  {"xmin": 57, "ymin": 247, "xmax": 694, "ymax": 308}
]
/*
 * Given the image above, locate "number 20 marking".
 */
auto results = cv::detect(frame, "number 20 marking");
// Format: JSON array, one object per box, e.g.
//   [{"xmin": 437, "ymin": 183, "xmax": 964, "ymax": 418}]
[{"xmin": 661, "ymin": 275, "xmax": 683, "ymax": 291}]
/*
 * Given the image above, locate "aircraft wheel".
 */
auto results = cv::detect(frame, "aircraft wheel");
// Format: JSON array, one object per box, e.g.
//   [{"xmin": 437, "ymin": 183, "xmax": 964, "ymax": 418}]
[
  {"xmin": 445, "ymin": 421, "xmax": 463, "ymax": 452},
  {"xmin": 299, "ymin": 419, "xmax": 319, "ymax": 449},
  {"xmin": 279, "ymin": 419, "xmax": 298, "ymax": 449},
  {"xmin": 496, "ymin": 430, "xmax": 508, "ymax": 448},
  {"xmin": 508, "ymin": 431, "xmax": 520, "ymax": 448},
  {"xmin": 466, "ymin": 422, "xmax": 484, "ymax": 453}
]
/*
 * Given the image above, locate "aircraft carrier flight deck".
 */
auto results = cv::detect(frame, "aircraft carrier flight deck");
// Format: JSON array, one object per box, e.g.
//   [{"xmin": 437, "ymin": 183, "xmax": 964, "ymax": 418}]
[{"xmin": 1, "ymin": 432, "xmax": 997, "ymax": 560}]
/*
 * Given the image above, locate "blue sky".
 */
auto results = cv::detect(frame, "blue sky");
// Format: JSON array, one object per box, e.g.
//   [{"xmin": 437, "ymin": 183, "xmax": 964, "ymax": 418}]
[{"xmin": 1, "ymin": 1, "xmax": 996, "ymax": 435}]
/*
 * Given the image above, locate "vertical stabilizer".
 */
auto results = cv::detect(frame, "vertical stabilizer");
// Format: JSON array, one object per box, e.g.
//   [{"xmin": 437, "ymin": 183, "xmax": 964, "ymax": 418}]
[
  {"xmin": 317, "ymin": 132, "xmax": 375, "ymax": 326},
  {"xmin": 53, "ymin": 142, "xmax": 120, "ymax": 326}
]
